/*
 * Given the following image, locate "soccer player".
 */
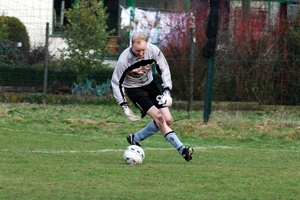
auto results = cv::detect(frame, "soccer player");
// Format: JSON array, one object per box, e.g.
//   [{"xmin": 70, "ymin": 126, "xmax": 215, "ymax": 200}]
[{"xmin": 111, "ymin": 33, "xmax": 194, "ymax": 162}]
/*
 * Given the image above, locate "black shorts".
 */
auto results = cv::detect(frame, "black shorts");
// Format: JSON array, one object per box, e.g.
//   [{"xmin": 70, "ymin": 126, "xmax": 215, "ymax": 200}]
[{"xmin": 125, "ymin": 81, "xmax": 164, "ymax": 117}]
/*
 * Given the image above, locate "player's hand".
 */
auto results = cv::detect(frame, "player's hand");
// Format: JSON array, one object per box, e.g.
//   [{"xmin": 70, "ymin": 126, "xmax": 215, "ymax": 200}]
[
  {"xmin": 156, "ymin": 90, "xmax": 172, "ymax": 107},
  {"xmin": 163, "ymin": 90, "xmax": 172, "ymax": 107},
  {"xmin": 122, "ymin": 104, "xmax": 141, "ymax": 122}
]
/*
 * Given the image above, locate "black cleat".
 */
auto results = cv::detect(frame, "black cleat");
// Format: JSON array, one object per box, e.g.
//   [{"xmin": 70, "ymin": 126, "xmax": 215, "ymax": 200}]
[
  {"xmin": 182, "ymin": 146, "xmax": 194, "ymax": 162},
  {"xmin": 126, "ymin": 134, "xmax": 141, "ymax": 147}
]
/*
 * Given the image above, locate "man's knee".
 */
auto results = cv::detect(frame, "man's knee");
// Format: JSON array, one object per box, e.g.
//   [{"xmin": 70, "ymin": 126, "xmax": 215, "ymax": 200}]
[
  {"xmin": 156, "ymin": 113, "xmax": 165, "ymax": 124},
  {"xmin": 165, "ymin": 118, "xmax": 173, "ymax": 126},
  {"xmin": 156, "ymin": 113, "xmax": 173, "ymax": 126}
]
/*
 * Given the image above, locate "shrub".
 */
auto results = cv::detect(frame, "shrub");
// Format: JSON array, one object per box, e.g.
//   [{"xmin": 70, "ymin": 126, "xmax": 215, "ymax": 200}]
[
  {"xmin": 161, "ymin": 1, "xmax": 209, "ymax": 101},
  {"xmin": 27, "ymin": 46, "xmax": 55, "ymax": 66},
  {"xmin": 0, "ymin": 16, "xmax": 8, "ymax": 39},
  {"xmin": 59, "ymin": 0, "xmax": 113, "ymax": 82},
  {"xmin": 215, "ymin": 3, "xmax": 299, "ymax": 105},
  {"xmin": 0, "ymin": 16, "xmax": 30, "ymax": 65},
  {"xmin": 0, "ymin": 16, "xmax": 30, "ymax": 54},
  {"xmin": 84, "ymin": 67, "xmax": 114, "ymax": 84},
  {"xmin": 0, "ymin": 39, "xmax": 23, "ymax": 64},
  {"xmin": 72, "ymin": 78, "xmax": 111, "ymax": 97}
]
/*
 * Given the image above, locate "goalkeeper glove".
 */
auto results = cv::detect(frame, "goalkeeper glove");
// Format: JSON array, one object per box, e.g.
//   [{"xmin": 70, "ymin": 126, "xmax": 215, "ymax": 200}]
[
  {"xmin": 121, "ymin": 103, "xmax": 141, "ymax": 122},
  {"xmin": 156, "ymin": 89, "xmax": 172, "ymax": 107}
]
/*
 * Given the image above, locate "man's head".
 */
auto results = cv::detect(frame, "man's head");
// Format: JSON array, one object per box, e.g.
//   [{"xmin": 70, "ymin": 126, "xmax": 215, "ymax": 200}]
[{"xmin": 131, "ymin": 33, "xmax": 147, "ymax": 58}]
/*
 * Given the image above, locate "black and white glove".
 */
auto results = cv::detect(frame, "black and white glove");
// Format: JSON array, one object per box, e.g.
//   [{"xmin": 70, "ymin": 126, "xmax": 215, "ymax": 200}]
[
  {"xmin": 121, "ymin": 103, "xmax": 141, "ymax": 122},
  {"xmin": 156, "ymin": 89, "xmax": 172, "ymax": 107}
]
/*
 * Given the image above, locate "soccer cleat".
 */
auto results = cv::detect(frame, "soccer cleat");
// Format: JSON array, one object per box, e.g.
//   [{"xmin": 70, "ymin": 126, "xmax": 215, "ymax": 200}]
[
  {"xmin": 126, "ymin": 134, "xmax": 141, "ymax": 147},
  {"xmin": 182, "ymin": 146, "xmax": 194, "ymax": 162}
]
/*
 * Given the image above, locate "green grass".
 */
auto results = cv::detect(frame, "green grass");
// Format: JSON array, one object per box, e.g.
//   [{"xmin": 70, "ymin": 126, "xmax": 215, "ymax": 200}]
[{"xmin": 0, "ymin": 103, "xmax": 300, "ymax": 199}]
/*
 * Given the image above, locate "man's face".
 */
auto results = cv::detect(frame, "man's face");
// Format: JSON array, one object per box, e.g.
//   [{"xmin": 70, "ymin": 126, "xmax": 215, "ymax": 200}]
[{"xmin": 132, "ymin": 40, "xmax": 147, "ymax": 58}]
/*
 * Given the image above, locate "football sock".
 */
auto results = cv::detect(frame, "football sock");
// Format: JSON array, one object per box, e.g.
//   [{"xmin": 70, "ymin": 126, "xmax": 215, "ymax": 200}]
[
  {"xmin": 133, "ymin": 120, "xmax": 159, "ymax": 143},
  {"xmin": 165, "ymin": 131, "xmax": 185, "ymax": 154}
]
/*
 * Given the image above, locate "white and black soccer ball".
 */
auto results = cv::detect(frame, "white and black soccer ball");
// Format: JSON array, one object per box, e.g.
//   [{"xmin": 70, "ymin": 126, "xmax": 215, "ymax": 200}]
[{"xmin": 123, "ymin": 145, "xmax": 145, "ymax": 165}]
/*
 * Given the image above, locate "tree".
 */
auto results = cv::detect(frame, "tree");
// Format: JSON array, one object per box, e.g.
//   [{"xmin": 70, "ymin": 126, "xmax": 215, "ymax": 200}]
[
  {"xmin": 0, "ymin": 15, "xmax": 30, "ymax": 65},
  {"xmin": 59, "ymin": 0, "xmax": 112, "ymax": 82},
  {"xmin": 0, "ymin": 16, "xmax": 8, "ymax": 39},
  {"xmin": 161, "ymin": 1, "xmax": 209, "ymax": 101}
]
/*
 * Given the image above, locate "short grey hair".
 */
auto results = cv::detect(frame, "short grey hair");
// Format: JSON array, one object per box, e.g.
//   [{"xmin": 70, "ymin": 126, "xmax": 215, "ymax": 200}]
[{"xmin": 131, "ymin": 33, "xmax": 147, "ymax": 44}]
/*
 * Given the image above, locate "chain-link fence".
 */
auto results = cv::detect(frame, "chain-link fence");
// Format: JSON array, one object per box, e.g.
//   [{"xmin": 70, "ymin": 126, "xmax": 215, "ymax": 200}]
[{"xmin": 1, "ymin": 0, "xmax": 300, "ymax": 106}]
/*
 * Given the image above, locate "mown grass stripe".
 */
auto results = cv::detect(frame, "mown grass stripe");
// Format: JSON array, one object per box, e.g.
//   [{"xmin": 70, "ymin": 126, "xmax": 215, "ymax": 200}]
[{"xmin": 1, "ymin": 146, "xmax": 299, "ymax": 154}]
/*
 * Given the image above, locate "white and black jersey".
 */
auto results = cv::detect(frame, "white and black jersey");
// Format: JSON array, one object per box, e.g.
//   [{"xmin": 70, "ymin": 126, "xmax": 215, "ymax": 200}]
[{"xmin": 111, "ymin": 43, "xmax": 172, "ymax": 105}]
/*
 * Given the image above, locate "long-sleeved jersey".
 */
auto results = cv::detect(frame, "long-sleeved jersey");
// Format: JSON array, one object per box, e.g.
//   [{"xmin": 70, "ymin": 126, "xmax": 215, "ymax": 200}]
[{"xmin": 111, "ymin": 43, "xmax": 172, "ymax": 105}]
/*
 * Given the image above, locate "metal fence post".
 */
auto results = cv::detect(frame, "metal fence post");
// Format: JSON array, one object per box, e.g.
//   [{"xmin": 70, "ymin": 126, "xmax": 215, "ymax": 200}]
[
  {"xmin": 187, "ymin": 12, "xmax": 195, "ymax": 115},
  {"xmin": 43, "ymin": 22, "xmax": 49, "ymax": 96},
  {"xmin": 203, "ymin": 57, "xmax": 215, "ymax": 123},
  {"xmin": 202, "ymin": 0, "xmax": 220, "ymax": 123},
  {"xmin": 126, "ymin": 0, "xmax": 135, "ymax": 41}
]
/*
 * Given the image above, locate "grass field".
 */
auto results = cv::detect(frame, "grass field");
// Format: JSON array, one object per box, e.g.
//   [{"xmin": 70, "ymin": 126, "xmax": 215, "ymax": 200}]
[{"xmin": 1, "ymin": 102, "xmax": 300, "ymax": 199}]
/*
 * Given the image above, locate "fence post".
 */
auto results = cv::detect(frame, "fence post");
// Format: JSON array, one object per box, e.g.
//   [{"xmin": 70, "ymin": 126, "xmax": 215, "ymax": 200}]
[
  {"xmin": 203, "ymin": 57, "xmax": 214, "ymax": 123},
  {"xmin": 202, "ymin": 0, "xmax": 220, "ymax": 123},
  {"xmin": 126, "ymin": 0, "xmax": 135, "ymax": 41},
  {"xmin": 187, "ymin": 12, "xmax": 195, "ymax": 115},
  {"xmin": 43, "ymin": 22, "xmax": 49, "ymax": 96}
]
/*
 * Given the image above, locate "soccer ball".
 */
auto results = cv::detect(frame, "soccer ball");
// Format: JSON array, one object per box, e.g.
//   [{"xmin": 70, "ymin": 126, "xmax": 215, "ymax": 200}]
[{"xmin": 123, "ymin": 145, "xmax": 145, "ymax": 165}]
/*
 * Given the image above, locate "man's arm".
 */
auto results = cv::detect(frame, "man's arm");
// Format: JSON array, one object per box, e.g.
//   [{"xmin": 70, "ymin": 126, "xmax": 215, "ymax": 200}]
[
  {"xmin": 152, "ymin": 44, "xmax": 172, "ymax": 91},
  {"xmin": 111, "ymin": 58, "xmax": 141, "ymax": 121}
]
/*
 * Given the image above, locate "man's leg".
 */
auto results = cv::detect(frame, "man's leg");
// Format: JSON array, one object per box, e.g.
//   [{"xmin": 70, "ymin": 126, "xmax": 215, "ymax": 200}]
[
  {"xmin": 165, "ymin": 131, "xmax": 194, "ymax": 162},
  {"xmin": 147, "ymin": 106, "xmax": 194, "ymax": 162},
  {"xmin": 127, "ymin": 120, "xmax": 159, "ymax": 146}
]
